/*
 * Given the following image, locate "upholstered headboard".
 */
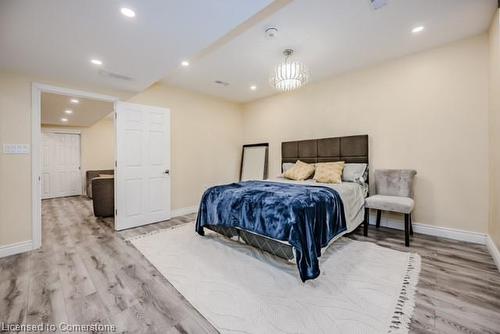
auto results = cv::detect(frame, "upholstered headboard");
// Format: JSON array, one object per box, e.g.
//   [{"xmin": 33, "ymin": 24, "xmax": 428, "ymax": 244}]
[{"xmin": 281, "ymin": 134, "xmax": 369, "ymax": 168}]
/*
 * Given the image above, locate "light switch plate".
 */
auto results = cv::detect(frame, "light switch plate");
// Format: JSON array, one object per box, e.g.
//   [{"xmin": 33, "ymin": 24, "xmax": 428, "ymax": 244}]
[{"xmin": 3, "ymin": 144, "xmax": 30, "ymax": 154}]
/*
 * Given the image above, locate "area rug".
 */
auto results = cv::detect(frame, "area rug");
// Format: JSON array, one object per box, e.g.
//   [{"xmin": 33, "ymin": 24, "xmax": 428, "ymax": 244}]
[{"xmin": 128, "ymin": 223, "xmax": 421, "ymax": 334}]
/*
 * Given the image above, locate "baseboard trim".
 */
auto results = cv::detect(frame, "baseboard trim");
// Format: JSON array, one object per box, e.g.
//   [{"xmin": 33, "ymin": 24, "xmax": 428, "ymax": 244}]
[
  {"xmin": 0, "ymin": 240, "xmax": 33, "ymax": 258},
  {"xmin": 368, "ymin": 213, "xmax": 487, "ymax": 245},
  {"xmin": 486, "ymin": 235, "xmax": 500, "ymax": 272},
  {"xmin": 171, "ymin": 206, "xmax": 198, "ymax": 218}
]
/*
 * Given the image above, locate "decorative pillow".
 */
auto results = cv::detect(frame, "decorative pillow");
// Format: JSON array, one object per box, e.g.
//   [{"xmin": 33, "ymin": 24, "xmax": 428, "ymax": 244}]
[
  {"xmin": 282, "ymin": 163, "xmax": 295, "ymax": 173},
  {"xmin": 283, "ymin": 160, "xmax": 315, "ymax": 181},
  {"xmin": 313, "ymin": 162, "xmax": 345, "ymax": 184},
  {"xmin": 342, "ymin": 163, "xmax": 368, "ymax": 183}
]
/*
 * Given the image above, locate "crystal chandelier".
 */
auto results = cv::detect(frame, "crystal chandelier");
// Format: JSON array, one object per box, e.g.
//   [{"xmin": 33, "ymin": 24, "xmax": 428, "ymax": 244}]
[{"xmin": 270, "ymin": 49, "xmax": 310, "ymax": 92}]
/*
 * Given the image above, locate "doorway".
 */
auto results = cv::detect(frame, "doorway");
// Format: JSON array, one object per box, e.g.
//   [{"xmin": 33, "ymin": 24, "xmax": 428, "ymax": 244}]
[
  {"xmin": 32, "ymin": 83, "xmax": 118, "ymax": 249},
  {"xmin": 32, "ymin": 84, "xmax": 172, "ymax": 251}
]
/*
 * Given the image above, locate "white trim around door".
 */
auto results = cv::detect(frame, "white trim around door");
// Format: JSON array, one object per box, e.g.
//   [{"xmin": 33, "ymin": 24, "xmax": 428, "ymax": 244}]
[{"xmin": 32, "ymin": 83, "xmax": 118, "ymax": 251}]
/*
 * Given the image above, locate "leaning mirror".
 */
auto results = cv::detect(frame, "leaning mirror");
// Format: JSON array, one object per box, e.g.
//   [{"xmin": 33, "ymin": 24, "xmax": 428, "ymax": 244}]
[{"xmin": 240, "ymin": 143, "xmax": 269, "ymax": 181}]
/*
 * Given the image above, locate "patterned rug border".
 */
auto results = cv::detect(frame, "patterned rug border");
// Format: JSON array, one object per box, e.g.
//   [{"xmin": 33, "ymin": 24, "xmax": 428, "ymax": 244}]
[{"xmin": 390, "ymin": 252, "xmax": 421, "ymax": 334}]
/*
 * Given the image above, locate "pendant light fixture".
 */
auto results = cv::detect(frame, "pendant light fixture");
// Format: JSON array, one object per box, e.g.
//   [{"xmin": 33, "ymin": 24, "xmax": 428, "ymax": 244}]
[{"xmin": 270, "ymin": 49, "xmax": 310, "ymax": 92}]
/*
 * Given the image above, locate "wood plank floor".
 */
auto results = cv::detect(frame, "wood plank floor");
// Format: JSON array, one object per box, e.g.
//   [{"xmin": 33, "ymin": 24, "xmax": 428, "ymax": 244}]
[{"xmin": 1, "ymin": 196, "xmax": 499, "ymax": 334}]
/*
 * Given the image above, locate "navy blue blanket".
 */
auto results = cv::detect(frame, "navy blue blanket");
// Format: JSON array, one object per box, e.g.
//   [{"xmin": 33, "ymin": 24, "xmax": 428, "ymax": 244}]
[{"xmin": 195, "ymin": 181, "xmax": 347, "ymax": 281}]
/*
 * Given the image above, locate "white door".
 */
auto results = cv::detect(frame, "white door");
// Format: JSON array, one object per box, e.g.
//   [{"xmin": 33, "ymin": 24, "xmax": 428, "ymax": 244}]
[
  {"xmin": 115, "ymin": 102, "xmax": 171, "ymax": 230},
  {"xmin": 41, "ymin": 132, "xmax": 82, "ymax": 199}
]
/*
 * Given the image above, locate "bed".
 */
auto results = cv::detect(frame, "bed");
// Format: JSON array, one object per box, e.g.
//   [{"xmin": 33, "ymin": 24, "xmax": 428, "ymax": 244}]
[{"xmin": 196, "ymin": 135, "xmax": 369, "ymax": 281}]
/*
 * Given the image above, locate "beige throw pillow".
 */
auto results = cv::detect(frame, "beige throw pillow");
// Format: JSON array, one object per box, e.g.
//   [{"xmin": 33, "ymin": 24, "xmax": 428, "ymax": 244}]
[
  {"xmin": 313, "ymin": 162, "xmax": 345, "ymax": 184},
  {"xmin": 283, "ymin": 160, "xmax": 315, "ymax": 181}
]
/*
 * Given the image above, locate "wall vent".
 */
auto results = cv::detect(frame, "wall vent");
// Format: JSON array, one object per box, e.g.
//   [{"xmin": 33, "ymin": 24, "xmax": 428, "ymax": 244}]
[
  {"xmin": 99, "ymin": 69, "xmax": 133, "ymax": 81},
  {"xmin": 214, "ymin": 80, "xmax": 229, "ymax": 86}
]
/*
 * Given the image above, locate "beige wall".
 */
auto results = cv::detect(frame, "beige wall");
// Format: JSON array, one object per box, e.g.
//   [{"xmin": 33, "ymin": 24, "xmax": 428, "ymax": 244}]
[
  {"xmin": 128, "ymin": 83, "xmax": 243, "ymax": 210},
  {"xmin": 0, "ymin": 73, "xmax": 33, "ymax": 246},
  {"xmin": 0, "ymin": 72, "xmax": 130, "ymax": 247},
  {"xmin": 0, "ymin": 32, "xmax": 496, "ymax": 249},
  {"xmin": 242, "ymin": 35, "xmax": 490, "ymax": 233},
  {"xmin": 489, "ymin": 9, "xmax": 500, "ymax": 248},
  {"xmin": 80, "ymin": 118, "xmax": 114, "ymax": 174},
  {"xmin": 0, "ymin": 72, "xmax": 242, "ymax": 248}
]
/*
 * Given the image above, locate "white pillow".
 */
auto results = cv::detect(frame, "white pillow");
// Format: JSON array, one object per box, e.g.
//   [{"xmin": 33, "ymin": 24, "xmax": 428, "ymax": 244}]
[
  {"xmin": 342, "ymin": 163, "xmax": 368, "ymax": 183},
  {"xmin": 282, "ymin": 163, "xmax": 295, "ymax": 173}
]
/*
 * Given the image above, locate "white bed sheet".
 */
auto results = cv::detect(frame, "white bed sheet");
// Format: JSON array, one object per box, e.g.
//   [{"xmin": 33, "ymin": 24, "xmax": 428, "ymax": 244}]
[{"xmin": 270, "ymin": 177, "xmax": 368, "ymax": 233}]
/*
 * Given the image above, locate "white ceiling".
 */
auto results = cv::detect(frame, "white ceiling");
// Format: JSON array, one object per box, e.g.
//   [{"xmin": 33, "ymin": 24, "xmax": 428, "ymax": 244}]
[
  {"xmin": 0, "ymin": 0, "xmax": 273, "ymax": 92},
  {"xmin": 1, "ymin": 0, "xmax": 496, "ymax": 103},
  {"xmin": 41, "ymin": 92, "xmax": 113, "ymax": 127},
  {"xmin": 163, "ymin": 0, "xmax": 497, "ymax": 103}
]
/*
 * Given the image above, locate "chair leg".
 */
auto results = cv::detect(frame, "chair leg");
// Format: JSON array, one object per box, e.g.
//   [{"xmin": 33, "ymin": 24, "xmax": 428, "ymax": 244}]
[
  {"xmin": 409, "ymin": 213, "xmax": 414, "ymax": 236},
  {"xmin": 376, "ymin": 210, "xmax": 381, "ymax": 228},
  {"xmin": 404, "ymin": 214, "xmax": 410, "ymax": 247},
  {"xmin": 363, "ymin": 208, "xmax": 369, "ymax": 236}
]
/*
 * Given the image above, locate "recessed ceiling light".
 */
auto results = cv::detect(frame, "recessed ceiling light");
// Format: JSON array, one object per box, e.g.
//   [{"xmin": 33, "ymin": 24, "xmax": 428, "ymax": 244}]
[
  {"xmin": 65, "ymin": 109, "xmax": 73, "ymax": 114},
  {"xmin": 412, "ymin": 26, "xmax": 424, "ymax": 34},
  {"xmin": 120, "ymin": 7, "xmax": 136, "ymax": 18},
  {"xmin": 70, "ymin": 98, "xmax": 79, "ymax": 104},
  {"xmin": 91, "ymin": 59, "xmax": 103, "ymax": 65},
  {"xmin": 61, "ymin": 118, "xmax": 68, "ymax": 122},
  {"xmin": 181, "ymin": 60, "xmax": 190, "ymax": 67},
  {"xmin": 250, "ymin": 85, "xmax": 257, "ymax": 91}
]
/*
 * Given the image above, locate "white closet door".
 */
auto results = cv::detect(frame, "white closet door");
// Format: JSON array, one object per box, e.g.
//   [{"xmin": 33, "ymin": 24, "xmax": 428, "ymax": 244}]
[
  {"xmin": 115, "ymin": 102, "xmax": 171, "ymax": 231},
  {"xmin": 41, "ymin": 133, "xmax": 82, "ymax": 199}
]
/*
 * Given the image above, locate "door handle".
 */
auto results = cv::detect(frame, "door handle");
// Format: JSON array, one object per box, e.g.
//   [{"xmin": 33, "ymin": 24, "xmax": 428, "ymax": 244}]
[{"xmin": 164, "ymin": 169, "xmax": 170, "ymax": 175}]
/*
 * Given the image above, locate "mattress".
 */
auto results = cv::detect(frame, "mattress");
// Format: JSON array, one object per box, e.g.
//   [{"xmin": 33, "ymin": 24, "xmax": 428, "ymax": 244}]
[{"xmin": 270, "ymin": 177, "xmax": 368, "ymax": 234}]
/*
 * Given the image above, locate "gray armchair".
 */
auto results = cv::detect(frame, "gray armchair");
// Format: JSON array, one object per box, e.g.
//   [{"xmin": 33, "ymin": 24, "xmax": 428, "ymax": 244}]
[{"xmin": 365, "ymin": 169, "xmax": 417, "ymax": 246}]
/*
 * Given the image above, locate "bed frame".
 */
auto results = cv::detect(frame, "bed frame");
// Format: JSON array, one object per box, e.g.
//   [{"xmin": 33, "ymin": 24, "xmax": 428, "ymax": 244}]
[{"xmin": 206, "ymin": 135, "xmax": 370, "ymax": 261}]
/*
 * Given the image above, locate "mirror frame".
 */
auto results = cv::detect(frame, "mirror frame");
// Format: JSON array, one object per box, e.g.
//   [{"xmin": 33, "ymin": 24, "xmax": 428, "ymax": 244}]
[{"xmin": 239, "ymin": 143, "xmax": 269, "ymax": 181}]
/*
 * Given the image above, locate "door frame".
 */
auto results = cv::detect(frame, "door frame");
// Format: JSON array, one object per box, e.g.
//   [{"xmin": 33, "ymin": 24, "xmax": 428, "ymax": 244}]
[{"xmin": 32, "ymin": 83, "xmax": 118, "ymax": 250}]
